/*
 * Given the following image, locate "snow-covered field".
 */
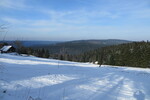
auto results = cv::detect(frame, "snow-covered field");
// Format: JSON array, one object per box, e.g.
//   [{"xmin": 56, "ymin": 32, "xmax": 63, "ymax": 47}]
[{"xmin": 0, "ymin": 53, "xmax": 150, "ymax": 100}]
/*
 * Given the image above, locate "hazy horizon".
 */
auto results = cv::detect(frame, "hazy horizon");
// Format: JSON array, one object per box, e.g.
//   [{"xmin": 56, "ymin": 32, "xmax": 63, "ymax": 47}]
[
  {"xmin": 0, "ymin": 0, "xmax": 150, "ymax": 41},
  {"xmin": 0, "ymin": 38, "xmax": 143, "ymax": 42}
]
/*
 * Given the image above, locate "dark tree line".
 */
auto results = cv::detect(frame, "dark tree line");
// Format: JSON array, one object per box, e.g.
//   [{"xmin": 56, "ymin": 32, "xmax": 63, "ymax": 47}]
[
  {"xmin": 17, "ymin": 46, "xmax": 50, "ymax": 58},
  {"xmin": 1, "ymin": 40, "xmax": 150, "ymax": 68},
  {"xmin": 73, "ymin": 41, "xmax": 150, "ymax": 68},
  {"xmin": 0, "ymin": 41, "xmax": 50, "ymax": 58},
  {"xmin": 13, "ymin": 41, "xmax": 150, "ymax": 68}
]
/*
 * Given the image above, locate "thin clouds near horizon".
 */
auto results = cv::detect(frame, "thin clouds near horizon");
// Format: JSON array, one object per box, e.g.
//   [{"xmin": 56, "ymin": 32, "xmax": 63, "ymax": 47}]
[{"xmin": 0, "ymin": 0, "xmax": 150, "ymax": 41}]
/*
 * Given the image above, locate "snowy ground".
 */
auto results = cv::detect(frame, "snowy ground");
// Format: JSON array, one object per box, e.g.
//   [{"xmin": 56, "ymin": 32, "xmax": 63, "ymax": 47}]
[{"xmin": 0, "ymin": 53, "xmax": 150, "ymax": 100}]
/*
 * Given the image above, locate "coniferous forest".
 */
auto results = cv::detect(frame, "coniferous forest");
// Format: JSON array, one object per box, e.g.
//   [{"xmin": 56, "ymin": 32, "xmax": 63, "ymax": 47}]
[
  {"xmin": 1, "ymin": 41, "xmax": 150, "ymax": 68},
  {"xmin": 76, "ymin": 41, "xmax": 150, "ymax": 68}
]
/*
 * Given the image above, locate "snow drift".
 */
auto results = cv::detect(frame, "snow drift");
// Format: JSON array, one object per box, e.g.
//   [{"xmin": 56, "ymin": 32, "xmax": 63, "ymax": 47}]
[{"xmin": 0, "ymin": 53, "xmax": 150, "ymax": 100}]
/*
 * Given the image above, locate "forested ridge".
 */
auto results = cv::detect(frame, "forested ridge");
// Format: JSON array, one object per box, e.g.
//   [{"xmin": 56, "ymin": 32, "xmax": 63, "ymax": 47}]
[
  {"xmin": 1, "ymin": 40, "xmax": 150, "ymax": 68},
  {"xmin": 32, "ymin": 39, "xmax": 131, "ymax": 55},
  {"xmin": 76, "ymin": 41, "xmax": 150, "ymax": 68}
]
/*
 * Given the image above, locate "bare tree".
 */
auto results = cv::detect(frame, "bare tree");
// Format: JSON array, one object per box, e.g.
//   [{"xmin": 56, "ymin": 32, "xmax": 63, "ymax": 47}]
[
  {"xmin": 0, "ymin": 24, "xmax": 8, "ymax": 41},
  {"xmin": 0, "ymin": 25, "xmax": 7, "ymax": 91},
  {"xmin": 0, "ymin": 24, "xmax": 7, "ymax": 31}
]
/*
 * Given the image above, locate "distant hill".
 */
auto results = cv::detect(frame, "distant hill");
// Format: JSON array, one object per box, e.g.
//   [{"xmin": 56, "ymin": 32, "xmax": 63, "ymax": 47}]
[
  {"xmin": 33, "ymin": 39, "xmax": 132, "ymax": 55},
  {"xmin": 0, "ymin": 41, "xmax": 62, "ymax": 47}
]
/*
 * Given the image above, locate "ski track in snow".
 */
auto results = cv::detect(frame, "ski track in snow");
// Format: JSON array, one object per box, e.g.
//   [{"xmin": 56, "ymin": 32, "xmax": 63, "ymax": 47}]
[{"xmin": 0, "ymin": 54, "xmax": 150, "ymax": 100}]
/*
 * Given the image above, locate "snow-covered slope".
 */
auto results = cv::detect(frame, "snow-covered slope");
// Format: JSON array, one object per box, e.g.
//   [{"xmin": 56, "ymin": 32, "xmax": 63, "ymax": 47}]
[{"xmin": 0, "ymin": 54, "xmax": 150, "ymax": 100}]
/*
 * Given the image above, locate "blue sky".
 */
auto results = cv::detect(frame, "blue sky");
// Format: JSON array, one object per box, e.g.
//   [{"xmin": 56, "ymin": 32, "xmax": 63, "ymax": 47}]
[{"xmin": 0, "ymin": 0, "xmax": 150, "ymax": 41}]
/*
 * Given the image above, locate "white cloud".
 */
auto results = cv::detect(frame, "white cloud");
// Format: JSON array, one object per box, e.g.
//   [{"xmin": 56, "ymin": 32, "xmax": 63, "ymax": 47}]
[
  {"xmin": 40, "ymin": 9, "xmax": 120, "ymax": 25},
  {"xmin": 1, "ymin": 17, "xmax": 23, "ymax": 24},
  {"xmin": 0, "ymin": 0, "xmax": 150, "ymax": 41},
  {"xmin": 0, "ymin": 0, "xmax": 29, "ymax": 10},
  {"xmin": 131, "ymin": 9, "xmax": 150, "ymax": 18}
]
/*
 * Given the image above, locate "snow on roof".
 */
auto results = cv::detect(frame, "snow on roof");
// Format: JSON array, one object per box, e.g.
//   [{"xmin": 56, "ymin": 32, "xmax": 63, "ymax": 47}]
[{"xmin": 0, "ymin": 45, "xmax": 12, "ymax": 52}]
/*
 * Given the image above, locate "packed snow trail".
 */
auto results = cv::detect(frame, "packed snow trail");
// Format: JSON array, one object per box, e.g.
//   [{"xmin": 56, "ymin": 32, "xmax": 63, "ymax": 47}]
[{"xmin": 0, "ymin": 54, "xmax": 150, "ymax": 100}]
